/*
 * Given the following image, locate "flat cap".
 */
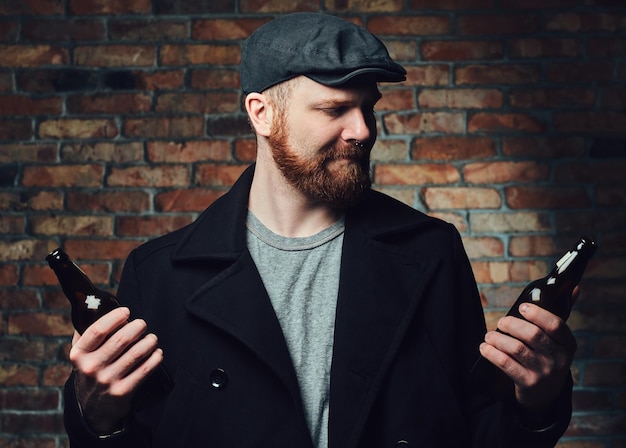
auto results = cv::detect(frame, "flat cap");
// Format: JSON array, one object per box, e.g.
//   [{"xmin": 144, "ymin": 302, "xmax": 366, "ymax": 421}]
[{"xmin": 240, "ymin": 13, "xmax": 406, "ymax": 95}]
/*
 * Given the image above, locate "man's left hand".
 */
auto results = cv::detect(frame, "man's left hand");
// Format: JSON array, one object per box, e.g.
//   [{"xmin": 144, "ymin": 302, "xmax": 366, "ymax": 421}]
[{"xmin": 479, "ymin": 302, "xmax": 578, "ymax": 413}]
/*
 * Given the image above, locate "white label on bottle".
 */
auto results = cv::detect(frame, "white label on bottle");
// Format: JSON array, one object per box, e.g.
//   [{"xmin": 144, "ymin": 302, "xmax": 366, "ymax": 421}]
[
  {"xmin": 547, "ymin": 276, "xmax": 556, "ymax": 285},
  {"xmin": 530, "ymin": 287, "xmax": 541, "ymax": 302},
  {"xmin": 85, "ymin": 294, "xmax": 101, "ymax": 310}
]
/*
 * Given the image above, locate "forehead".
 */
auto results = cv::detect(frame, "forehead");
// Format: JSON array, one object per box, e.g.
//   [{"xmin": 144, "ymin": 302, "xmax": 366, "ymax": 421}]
[{"xmin": 292, "ymin": 76, "xmax": 381, "ymax": 104}]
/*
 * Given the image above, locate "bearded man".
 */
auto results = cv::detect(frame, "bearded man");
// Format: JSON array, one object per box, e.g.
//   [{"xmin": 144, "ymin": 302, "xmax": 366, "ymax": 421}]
[{"xmin": 63, "ymin": 13, "xmax": 576, "ymax": 448}]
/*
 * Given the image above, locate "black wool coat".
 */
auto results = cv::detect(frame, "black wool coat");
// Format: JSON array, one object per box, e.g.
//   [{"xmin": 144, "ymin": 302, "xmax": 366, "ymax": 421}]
[{"xmin": 64, "ymin": 165, "xmax": 572, "ymax": 448}]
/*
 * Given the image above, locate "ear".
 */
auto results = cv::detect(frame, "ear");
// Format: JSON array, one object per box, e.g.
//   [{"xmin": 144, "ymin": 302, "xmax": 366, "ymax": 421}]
[{"xmin": 245, "ymin": 92, "xmax": 272, "ymax": 137}]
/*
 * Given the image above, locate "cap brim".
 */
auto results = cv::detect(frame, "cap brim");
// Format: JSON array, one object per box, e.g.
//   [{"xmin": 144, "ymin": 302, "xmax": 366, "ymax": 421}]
[{"xmin": 307, "ymin": 67, "xmax": 406, "ymax": 87}]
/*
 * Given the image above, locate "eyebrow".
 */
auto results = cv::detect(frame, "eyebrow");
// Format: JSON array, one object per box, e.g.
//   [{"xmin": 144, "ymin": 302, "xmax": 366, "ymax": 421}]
[{"xmin": 314, "ymin": 92, "xmax": 382, "ymax": 108}]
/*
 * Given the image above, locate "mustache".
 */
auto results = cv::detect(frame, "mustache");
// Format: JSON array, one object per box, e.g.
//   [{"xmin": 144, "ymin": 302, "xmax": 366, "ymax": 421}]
[{"xmin": 323, "ymin": 141, "xmax": 370, "ymax": 160}]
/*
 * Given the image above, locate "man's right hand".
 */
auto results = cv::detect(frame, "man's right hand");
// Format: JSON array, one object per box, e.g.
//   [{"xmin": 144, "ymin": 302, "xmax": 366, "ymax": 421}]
[{"xmin": 69, "ymin": 307, "xmax": 164, "ymax": 435}]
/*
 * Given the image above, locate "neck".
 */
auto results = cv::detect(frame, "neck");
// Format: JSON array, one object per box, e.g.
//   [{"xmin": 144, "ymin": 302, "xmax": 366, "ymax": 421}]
[{"xmin": 249, "ymin": 155, "xmax": 341, "ymax": 238}]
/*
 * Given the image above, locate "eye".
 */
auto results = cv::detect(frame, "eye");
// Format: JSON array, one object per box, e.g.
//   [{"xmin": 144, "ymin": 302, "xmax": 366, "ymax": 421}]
[{"xmin": 322, "ymin": 107, "xmax": 347, "ymax": 117}]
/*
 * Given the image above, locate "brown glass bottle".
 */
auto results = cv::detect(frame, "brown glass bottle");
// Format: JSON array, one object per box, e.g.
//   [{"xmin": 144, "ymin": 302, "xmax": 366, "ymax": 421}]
[
  {"xmin": 46, "ymin": 248, "xmax": 173, "ymax": 408},
  {"xmin": 504, "ymin": 236, "xmax": 596, "ymax": 322},
  {"xmin": 46, "ymin": 248, "xmax": 120, "ymax": 334},
  {"xmin": 471, "ymin": 236, "xmax": 597, "ymax": 392}
]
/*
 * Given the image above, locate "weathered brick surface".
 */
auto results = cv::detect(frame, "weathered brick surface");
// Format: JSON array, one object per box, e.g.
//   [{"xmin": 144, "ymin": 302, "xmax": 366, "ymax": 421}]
[{"xmin": 1, "ymin": 2, "xmax": 624, "ymax": 446}]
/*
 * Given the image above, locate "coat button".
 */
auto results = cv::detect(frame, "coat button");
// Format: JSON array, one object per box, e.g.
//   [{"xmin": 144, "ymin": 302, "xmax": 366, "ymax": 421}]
[{"xmin": 209, "ymin": 368, "xmax": 228, "ymax": 389}]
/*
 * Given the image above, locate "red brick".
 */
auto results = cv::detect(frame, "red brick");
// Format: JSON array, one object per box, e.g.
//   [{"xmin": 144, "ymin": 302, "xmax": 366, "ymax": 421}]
[
  {"xmin": 69, "ymin": 0, "xmax": 151, "ymax": 15},
  {"xmin": 0, "ymin": 389, "xmax": 59, "ymax": 411},
  {"xmin": 207, "ymin": 115, "xmax": 252, "ymax": 137},
  {"xmin": 588, "ymin": 37, "xmax": 626, "ymax": 58},
  {"xmin": 0, "ymin": 71, "xmax": 13, "ymax": 92},
  {"xmin": 0, "ymin": 45, "xmax": 68, "ymax": 67},
  {"xmin": 123, "ymin": 117, "xmax": 204, "ymax": 138},
  {"xmin": 155, "ymin": 189, "xmax": 226, "ymax": 212},
  {"xmin": 22, "ymin": 164, "xmax": 104, "ymax": 188},
  {"xmin": 0, "ymin": 95, "xmax": 62, "ymax": 116},
  {"xmin": 509, "ymin": 38, "xmax": 582, "ymax": 58},
  {"xmin": 109, "ymin": 19, "xmax": 188, "ymax": 41},
  {"xmin": 410, "ymin": 0, "xmax": 493, "ymax": 8},
  {"xmin": 584, "ymin": 362, "xmax": 626, "ymax": 387},
  {"xmin": 0, "ymin": 364, "xmax": 39, "ymax": 386},
  {"xmin": 422, "ymin": 40, "xmax": 503, "ymax": 61},
  {"xmin": 502, "ymin": 136, "xmax": 586, "ymax": 158},
  {"xmin": 509, "ymin": 88, "xmax": 595, "ymax": 108},
  {"xmin": 468, "ymin": 112, "xmax": 545, "ymax": 133},
  {"xmin": 506, "ymin": 186, "xmax": 591, "ymax": 209},
  {"xmin": 545, "ymin": 13, "xmax": 583, "ymax": 32},
  {"xmin": 411, "ymin": 136, "xmax": 496, "ymax": 161},
  {"xmin": 546, "ymin": 61, "xmax": 613, "ymax": 83},
  {"xmin": 509, "ymin": 235, "xmax": 559, "ymax": 257},
  {"xmin": 5, "ymin": 191, "xmax": 64, "ymax": 211},
  {"xmin": 554, "ymin": 112, "xmax": 626, "ymax": 133},
  {"xmin": 377, "ymin": 88, "xmax": 415, "ymax": 111},
  {"xmin": 0, "ymin": 0, "xmax": 65, "ymax": 15},
  {"xmin": 464, "ymin": 161, "xmax": 549, "ymax": 184},
  {"xmin": 160, "ymin": 44, "xmax": 240, "ymax": 66},
  {"xmin": 461, "ymin": 236, "xmax": 504, "ymax": 258},
  {"xmin": 470, "ymin": 212, "xmax": 551, "ymax": 233},
  {"xmin": 501, "ymin": 0, "xmax": 578, "ymax": 7},
  {"xmin": 147, "ymin": 140, "xmax": 231, "ymax": 163},
  {"xmin": 555, "ymin": 209, "xmax": 626, "ymax": 234},
  {"xmin": 43, "ymin": 362, "xmax": 72, "ymax": 387},
  {"xmin": 155, "ymin": 92, "xmax": 239, "ymax": 114},
  {"xmin": 190, "ymin": 69, "xmax": 241, "ymax": 90},
  {"xmin": 367, "ymin": 15, "xmax": 450, "ymax": 36},
  {"xmin": 63, "ymin": 240, "xmax": 141, "ymax": 262},
  {"xmin": 471, "ymin": 260, "xmax": 548, "ymax": 284},
  {"xmin": 117, "ymin": 215, "xmax": 194, "ymax": 237},
  {"xmin": 572, "ymin": 390, "xmax": 614, "ymax": 413},
  {"xmin": 234, "ymin": 138, "xmax": 257, "ymax": 162},
  {"xmin": 384, "ymin": 112, "xmax": 464, "ymax": 134},
  {"xmin": 0, "ymin": 338, "xmax": 60, "ymax": 362},
  {"xmin": 1, "ymin": 411, "xmax": 65, "ymax": 434},
  {"xmin": 582, "ymin": 13, "xmax": 626, "ymax": 32},
  {"xmin": 67, "ymin": 190, "xmax": 150, "ymax": 212},
  {"xmin": 455, "ymin": 64, "xmax": 541, "ymax": 85},
  {"xmin": 598, "ymin": 87, "xmax": 626, "ymax": 110},
  {"xmin": 192, "ymin": 18, "xmax": 268, "ymax": 40},
  {"xmin": 0, "ymin": 264, "xmax": 19, "ymax": 286},
  {"xmin": 67, "ymin": 93, "xmax": 151, "ymax": 114},
  {"xmin": 371, "ymin": 139, "xmax": 407, "ymax": 162},
  {"xmin": 0, "ymin": 240, "xmax": 52, "ymax": 262},
  {"xmin": 22, "ymin": 18, "xmax": 105, "ymax": 41},
  {"xmin": 0, "ymin": 216, "xmax": 24, "ymax": 234},
  {"xmin": 0, "ymin": 143, "xmax": 57, "ymax": 163},
  {"xmin": 107, "ymin": 165, "xmax": 190, "ymax": 187},
  {"xmin": 457, "ymin": 14, "xmax": 540, "ymax": 35},
  {"xmin": 326, "ymin": 0, "xmax": 404, "ymax": 12},
  {"xmin": 424, "ymin": 187, "xmax": 501, "ymax": 210},
  {"xmin": 241, "ymin": 0, "xmax": 318, "ymax": 13},
  {"xmin": 0, "ymin": 118, "xmax": 33, "ymax": 141},
  {"xmin": 418, "ymin": 88, "xmax": 503, "ymax": 109},
  {"xmin": 30, "ymin": 215, "xmax": 113, "ymax": 237},
  {"xmin": 38, "ymin": 119, "xmax": 118, "ymax": 139},
  {"xmin": 61, "ymin": 142, "xmax": 143, "ymax": 163},
  {"xmin": 0, "ymin": 289, "xmax": 39, "ymax": 311},
  {"xmin": 195, "ymin": 164, "xmax": 249, "ymax": 187},
  {"xmin": 555, "ymin": 161, "xmax": 626, "ymax": 185},
  {"xmin": 385, "ymin": 40, "xmax": 419, "ymax": 62},
  {"xmin": 404, "ymin": 65, "xmax": 449, "ymax": 86},
  {"xmin": 135, "ymin": 70, "xmax": 185, "ymax": 90},
  {"xmin": 74, "ymin": 45, "xmax": 155, "ymax": 67},
  {"xmin": 374, "ymin": 163, "xmax": 460, "ymax": 185},
  {"xmin": 595, "ymin": 335, "xmax": 626, "ymax": 358},
  {"xmin": 596, "ymin": 186, "xmax": 626, "ymax": 207}
]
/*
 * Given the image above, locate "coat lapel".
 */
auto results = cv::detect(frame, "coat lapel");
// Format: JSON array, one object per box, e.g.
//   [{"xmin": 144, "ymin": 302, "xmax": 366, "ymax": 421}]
[{"xmin": 328, "ymin": 192, "xmax": 441, "ymax": 448}]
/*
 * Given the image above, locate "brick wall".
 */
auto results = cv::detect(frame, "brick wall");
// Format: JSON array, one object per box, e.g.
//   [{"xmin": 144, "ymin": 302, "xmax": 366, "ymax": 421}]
[{"xmin": 1, "ymin": 0, "xmax": 625, "ymax": 446}]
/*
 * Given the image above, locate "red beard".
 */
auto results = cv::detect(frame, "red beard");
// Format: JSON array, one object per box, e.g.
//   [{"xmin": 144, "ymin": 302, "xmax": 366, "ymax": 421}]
[{"xmin": 268, "ymin": 113, "xmax": 372, "ymax": 209}]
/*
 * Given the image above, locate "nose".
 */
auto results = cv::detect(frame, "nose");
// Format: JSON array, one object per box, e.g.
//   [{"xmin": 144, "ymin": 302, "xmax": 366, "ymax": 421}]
[{"xmin": 342, "ymin": 107, "xmax": 375, "ymax": 144}]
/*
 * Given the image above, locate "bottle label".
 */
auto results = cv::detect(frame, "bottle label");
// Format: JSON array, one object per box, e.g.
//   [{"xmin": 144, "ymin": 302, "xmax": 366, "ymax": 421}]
[{"xmin": 85, "ymin": 294, "xmax": 101, "ymax": 310}]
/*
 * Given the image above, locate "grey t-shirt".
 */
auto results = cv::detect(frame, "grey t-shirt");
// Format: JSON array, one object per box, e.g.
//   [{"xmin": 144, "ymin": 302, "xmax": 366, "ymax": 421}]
[{"xmin": 246, "ymin": 212, "xmax": 344, "ymax": 448}]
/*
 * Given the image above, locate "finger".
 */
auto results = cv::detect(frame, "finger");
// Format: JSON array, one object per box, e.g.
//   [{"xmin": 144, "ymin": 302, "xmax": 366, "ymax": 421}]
[
  {"xmin": 74, "ymin": 307, "xmax": 131, "ymax": 352},
  {"xmin": 109, "ymin": 348, "xmax": 164, "ymax": 398},
  {"xmin": 479, "ymin": 338, "xmax": 527, "ymax": 381},
  {"xmin": 518, "ymin": 303, "xmax": 576, "ymax": 349},
  {"xmin": 103, "ymin": 333, "xmax": 160, "ymax": 381},
  {"xmin": 97, "ymin": 319, "xmax": 149, "ymax": 363}
]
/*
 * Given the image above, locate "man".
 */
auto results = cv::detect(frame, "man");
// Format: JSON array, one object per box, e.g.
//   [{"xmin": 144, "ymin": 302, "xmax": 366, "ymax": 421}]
[{"xmin": 63, "ymin": 13, "xmax": 577, "ymax": 447}]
